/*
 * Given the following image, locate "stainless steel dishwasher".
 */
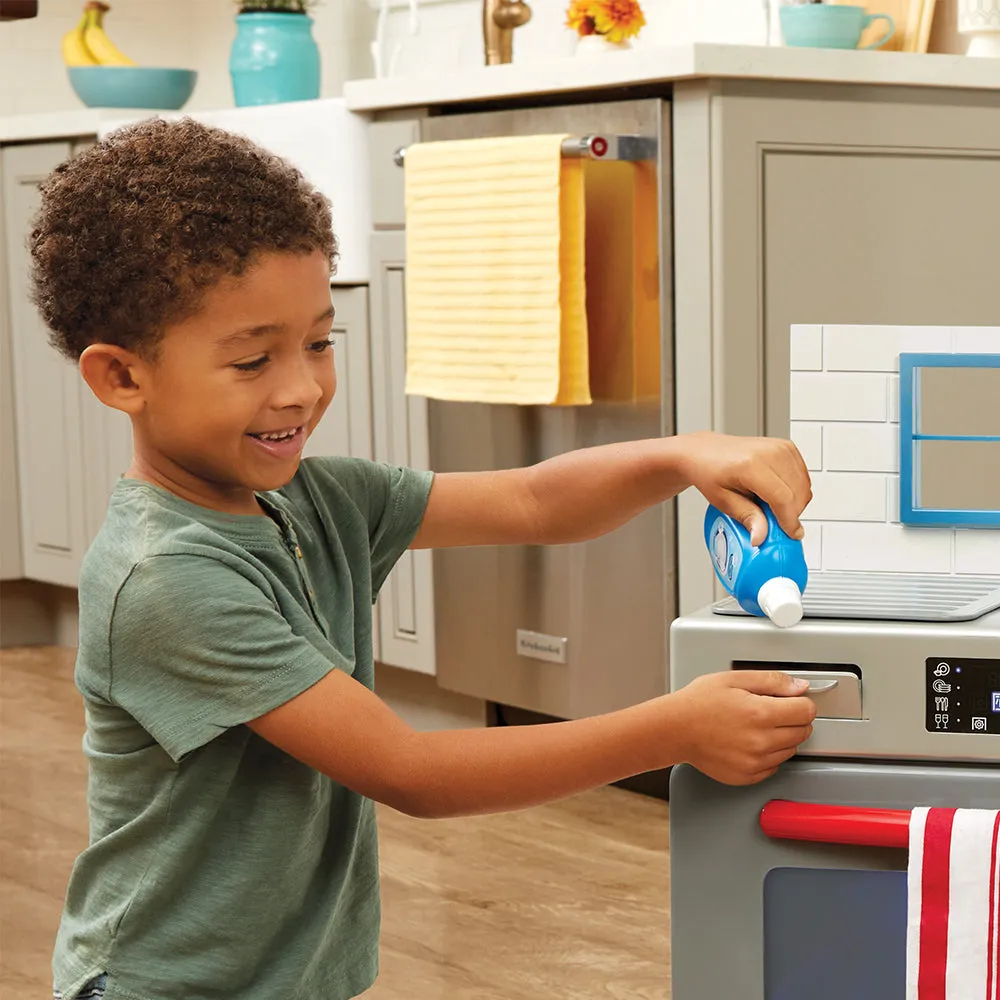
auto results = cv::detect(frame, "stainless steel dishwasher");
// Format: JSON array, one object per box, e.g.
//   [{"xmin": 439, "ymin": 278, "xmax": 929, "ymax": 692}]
[{"xmin": 410, "ymin": 99, "xmax": 673, "ymax": 720}]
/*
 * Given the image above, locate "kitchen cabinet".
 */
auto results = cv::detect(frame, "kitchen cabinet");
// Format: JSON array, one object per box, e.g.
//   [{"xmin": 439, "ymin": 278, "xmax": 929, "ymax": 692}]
[
  {"xmin": 369, "ymin": 229, "xmax": 436, "ymax": 676},
  {"xmin": 0, "ymin": 190, "xmax": 21, "ymax": 580},
  {"xmin": 1, "ymin": 140, "xmax": 131, "ymax": 588},
  {"xmin": 302, "ymin": 285, "xmax": 382, "ymax": 663},
  {"xmin": 303, "ymin": 286, "xmax": 374, "ymax": 465},
  {"xmin": 0, "ymin": 132, "xmax": 428, "ymax": 671},
  {"xmin": 368, "ymin": 119, "xmax": 418, "ymax": 230},
  {"xmin": 672, "ymin": 81, "xmax": 1000, "ymax": 613}
]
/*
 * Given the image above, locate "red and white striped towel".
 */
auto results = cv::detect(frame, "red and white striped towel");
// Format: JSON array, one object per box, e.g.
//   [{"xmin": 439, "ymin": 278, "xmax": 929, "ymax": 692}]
[{"xmin": 907, "ymin": 807, "xmax": 1000, "ymax": 1000}]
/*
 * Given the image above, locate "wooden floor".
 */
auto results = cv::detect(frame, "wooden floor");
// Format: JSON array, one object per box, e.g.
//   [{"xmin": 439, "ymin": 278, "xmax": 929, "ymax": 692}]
[{"xmin": 0, "ymin": 647, "xmax": 671, "ymax": 999}]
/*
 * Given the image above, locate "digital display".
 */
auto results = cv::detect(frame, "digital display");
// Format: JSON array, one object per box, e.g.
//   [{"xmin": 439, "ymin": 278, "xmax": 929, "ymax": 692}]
[{"xmin": 926, "ymin": 658, "xmax": 1000, "ymax": 735}]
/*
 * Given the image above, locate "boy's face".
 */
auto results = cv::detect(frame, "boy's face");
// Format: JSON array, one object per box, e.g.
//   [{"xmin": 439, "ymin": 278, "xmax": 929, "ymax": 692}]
[{"xmin": 132, "ymin": 250, "xmax": 336, "ymax": 513}]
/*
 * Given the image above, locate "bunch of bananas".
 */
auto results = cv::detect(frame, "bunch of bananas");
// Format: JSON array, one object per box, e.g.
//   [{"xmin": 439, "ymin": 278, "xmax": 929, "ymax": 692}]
[{"xmin": 61, "ymin": 1, "xmax": 136, "ymax": 67}]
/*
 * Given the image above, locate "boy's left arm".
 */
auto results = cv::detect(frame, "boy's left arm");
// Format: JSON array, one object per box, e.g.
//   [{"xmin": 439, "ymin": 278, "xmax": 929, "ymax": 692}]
[{"xmin": 411, "ymin": 430, "xmax": 812, "ymax": 551}]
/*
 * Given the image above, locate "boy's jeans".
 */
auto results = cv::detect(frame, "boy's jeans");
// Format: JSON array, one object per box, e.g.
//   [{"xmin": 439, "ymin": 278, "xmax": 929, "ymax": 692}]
[{"xmin": 53, "ymin": 973, "xmax": 107, "ymax": 999}]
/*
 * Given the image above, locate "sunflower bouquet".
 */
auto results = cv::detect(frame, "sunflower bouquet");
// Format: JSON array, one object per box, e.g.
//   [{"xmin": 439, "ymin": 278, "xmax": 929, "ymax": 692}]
[{"xmin": 565, "ymin": 0, "xmax": 645, "ymax": 43}]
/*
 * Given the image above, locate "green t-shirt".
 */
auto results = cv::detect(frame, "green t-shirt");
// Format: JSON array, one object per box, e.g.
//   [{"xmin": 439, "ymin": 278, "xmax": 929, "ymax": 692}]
[{"xmin": 52, "ymin": 457, "xmax": 434, "ymax": 1000}]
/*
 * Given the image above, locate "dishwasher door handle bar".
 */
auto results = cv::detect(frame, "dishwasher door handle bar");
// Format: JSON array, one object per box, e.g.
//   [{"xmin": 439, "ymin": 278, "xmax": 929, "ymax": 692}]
[
  {"xmin": 760, "ymin": 800, "xmax": 911, "ymax": 849},
  {"xmin": 393, "ymin": 134, "xmax": 658, "ymax": 167}
]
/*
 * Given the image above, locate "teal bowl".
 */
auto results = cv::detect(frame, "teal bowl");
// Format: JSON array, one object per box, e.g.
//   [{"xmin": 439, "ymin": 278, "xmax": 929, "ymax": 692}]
[{"xmin": 68, "ymin": 67, "xmax": 197, "ymax": 110}]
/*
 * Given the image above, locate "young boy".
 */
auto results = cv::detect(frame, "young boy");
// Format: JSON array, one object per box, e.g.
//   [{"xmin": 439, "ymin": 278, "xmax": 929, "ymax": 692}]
[{"xmin": 31, "ymin": 118, "xmax": 815, "ymax": 1000}]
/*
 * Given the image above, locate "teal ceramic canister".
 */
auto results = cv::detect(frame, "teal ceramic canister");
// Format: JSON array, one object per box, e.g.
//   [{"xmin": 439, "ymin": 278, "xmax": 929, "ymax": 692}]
[{"xmin": 230, "ymin": 12, "xmax": 321, "ymax": 107}]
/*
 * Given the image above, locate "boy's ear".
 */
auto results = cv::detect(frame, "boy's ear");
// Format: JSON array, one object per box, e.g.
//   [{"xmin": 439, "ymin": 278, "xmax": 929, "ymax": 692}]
[{"xmin": 79, "ymin": 344, "xmax": 147, "ymax": 415}]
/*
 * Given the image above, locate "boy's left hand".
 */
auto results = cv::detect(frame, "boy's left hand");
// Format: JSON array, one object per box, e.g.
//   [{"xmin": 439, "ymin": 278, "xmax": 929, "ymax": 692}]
[{"xmin": 676, "ymin": 431, "xmax": 812, "ymax": 546}]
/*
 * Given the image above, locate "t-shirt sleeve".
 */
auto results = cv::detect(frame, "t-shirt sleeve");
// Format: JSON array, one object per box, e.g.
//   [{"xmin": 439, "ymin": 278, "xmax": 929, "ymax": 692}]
[
  {"xmin": 294, "ymin": 457, "xmax": 434, "ymax": 599},
  {"xmin": 108, "ymin": 554, "xmax": 343, "ymax": 762},
  {"xmin": 365, "ymin": 463, "xmax": 434, "ymax": 596}
]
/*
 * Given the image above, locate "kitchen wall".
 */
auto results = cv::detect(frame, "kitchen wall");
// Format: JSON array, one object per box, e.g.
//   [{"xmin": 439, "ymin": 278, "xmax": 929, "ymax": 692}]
[
  {"xmin": 790, "ymin": 324, "xmax": 1000, "ymax": 576},
  {"xmin": 0, "ymin": 0, "xmax": 375, "ymax": 117},
  {"xmin": 1, "ymin": 0, "xmax": 969, "ymax": 118},
  {"xmin": 373, "ymin": 0, "xmax": 769, "ymax": 75},
  {"xmin": 373, "ymin": 0, "xmax": 967, "ymax": 76}
]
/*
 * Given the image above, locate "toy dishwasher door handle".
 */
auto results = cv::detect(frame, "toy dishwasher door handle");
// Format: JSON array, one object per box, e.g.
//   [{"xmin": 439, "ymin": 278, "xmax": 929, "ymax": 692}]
[
  {"xmin": 761, "ymin": 800, "xmax": 911, "ymax": 849},
  {"xmin": 798, "ymin": 679, "xmax": 839, "ymax": 693},
  {"xmin": 779, "ymin": 669, "xmax": 863, "ymax": 719}
]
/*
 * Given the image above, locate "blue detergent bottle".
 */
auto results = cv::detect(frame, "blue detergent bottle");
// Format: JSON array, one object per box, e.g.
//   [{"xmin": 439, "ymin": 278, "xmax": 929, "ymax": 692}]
[{"xmin": 704, "ymin": 501, "xmax": 808, "ymax": 628}]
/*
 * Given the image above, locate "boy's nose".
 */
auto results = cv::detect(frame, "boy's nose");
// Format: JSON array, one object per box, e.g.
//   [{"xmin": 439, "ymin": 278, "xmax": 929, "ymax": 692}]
[{"xmin": 273, "ymin": 362, "xmax": 325, "ymax": 412}]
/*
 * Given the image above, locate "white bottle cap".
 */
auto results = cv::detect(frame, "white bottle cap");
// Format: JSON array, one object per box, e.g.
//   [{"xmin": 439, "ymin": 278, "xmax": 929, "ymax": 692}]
[{"xmin": 757, "ymin": 577, "xmax": 804, "ymax": 629}]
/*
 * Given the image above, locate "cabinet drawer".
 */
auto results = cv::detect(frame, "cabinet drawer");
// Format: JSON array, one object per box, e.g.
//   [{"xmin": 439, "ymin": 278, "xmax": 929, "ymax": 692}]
[{"xmin": 369, "ymin": 119, "xmax": 419, "ymax": 229}]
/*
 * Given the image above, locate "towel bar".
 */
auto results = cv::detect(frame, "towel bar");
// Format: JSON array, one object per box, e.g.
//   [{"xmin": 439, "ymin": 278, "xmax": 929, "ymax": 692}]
[
  {"xmin": 760, "ymin": 800, "xmax": 911, "ymax": 849},
  {"xmin": 393, "ymin": 134, "xmax": 657, "ymax": 167}
]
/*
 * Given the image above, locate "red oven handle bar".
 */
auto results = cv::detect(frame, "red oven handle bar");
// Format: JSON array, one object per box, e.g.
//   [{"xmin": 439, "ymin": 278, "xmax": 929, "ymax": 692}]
[{"xmin": 760, "ymin": 800, "xmax": 911, "ymax": 849}]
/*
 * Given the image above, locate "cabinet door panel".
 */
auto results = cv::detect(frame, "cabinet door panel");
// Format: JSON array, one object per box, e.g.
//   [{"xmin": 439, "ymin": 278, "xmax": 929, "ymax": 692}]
[
  {"xmin": 79, "ymin": 386, "xmax": 132, "ymax": 543},
  {"xmin": 369, "ymin": 231, "xmax": 435, "ymax": 675},
  {"xmin": 301, "ymin": 286, "xmax": 378, "ymax": 659},
  {"xmin": 3, "ymin": 142, "xmax": 88, "ymax": 587},
  {"xmin": 0, "ymin": 194, "xmax": 20, "ymax": 580},
  {"xmin": 302, "ymin": 286, "xmax": 372, "ymax": 463}
]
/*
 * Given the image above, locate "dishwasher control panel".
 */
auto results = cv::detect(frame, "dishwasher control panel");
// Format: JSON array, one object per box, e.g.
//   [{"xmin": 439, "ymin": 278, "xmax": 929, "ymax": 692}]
[{"xmin": 926, "ymin": 657, "xmax": 1000, "ymax": 735}]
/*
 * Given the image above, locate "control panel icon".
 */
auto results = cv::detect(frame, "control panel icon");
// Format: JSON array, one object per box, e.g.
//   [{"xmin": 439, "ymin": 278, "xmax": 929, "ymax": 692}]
[{"xmin": 972, "ymin": 717, "xmax": 988, "ymax": 732}]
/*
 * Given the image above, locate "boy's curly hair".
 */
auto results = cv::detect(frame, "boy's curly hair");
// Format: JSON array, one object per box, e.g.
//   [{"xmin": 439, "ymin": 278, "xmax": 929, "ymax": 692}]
[{"xmin": 29, "ymin": 117, "xmax": 339, "ymax": 361}]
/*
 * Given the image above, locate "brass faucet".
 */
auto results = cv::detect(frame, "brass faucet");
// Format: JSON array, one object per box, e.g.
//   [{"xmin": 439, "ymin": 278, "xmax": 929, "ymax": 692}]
[{"xmin": 483, "ymin": 0, "xmax": 532, "ymax": 65}]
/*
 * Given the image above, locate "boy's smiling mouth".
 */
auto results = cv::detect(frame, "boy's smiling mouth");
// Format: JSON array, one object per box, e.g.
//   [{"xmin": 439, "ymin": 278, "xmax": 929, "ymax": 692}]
[{"xmin": 247, "ymin": 425, "xmax": 306, "ymax": 459}]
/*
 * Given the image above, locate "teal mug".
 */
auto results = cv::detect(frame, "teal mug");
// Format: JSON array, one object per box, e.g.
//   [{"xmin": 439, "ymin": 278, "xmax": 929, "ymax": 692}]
[{"xmin": 780, "ymin": 3, "xmax": 895, "ymax": 49}]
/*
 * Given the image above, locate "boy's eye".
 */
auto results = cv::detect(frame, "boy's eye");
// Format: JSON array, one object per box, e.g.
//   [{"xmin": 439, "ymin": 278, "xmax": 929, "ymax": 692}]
[
  {"xmin": 232, "ymin": 355, "xmax": 268, "ymax": 373},
  {"xmin": 309, "ymin": 335, "xmax": 335, "ymax": 354}
]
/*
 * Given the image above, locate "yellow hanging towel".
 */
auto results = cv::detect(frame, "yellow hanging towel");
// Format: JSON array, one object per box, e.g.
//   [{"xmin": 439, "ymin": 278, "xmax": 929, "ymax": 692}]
[{"xmin": 403, "ymin": 134, "xmax": 591, "ymax": 406}]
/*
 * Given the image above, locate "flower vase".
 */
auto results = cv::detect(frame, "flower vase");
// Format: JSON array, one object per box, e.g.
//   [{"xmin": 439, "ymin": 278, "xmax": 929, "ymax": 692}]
[
  {"xmin": 957, "ymin": 0, "xmax": 1000, "ymax": 55},
  {"xmin": 229, "ymin": 12, "xmax": 321, "ymax": 107},
  {"xmin": 574, "ymin": 33, "xmax": 632, "ymax": 55}
]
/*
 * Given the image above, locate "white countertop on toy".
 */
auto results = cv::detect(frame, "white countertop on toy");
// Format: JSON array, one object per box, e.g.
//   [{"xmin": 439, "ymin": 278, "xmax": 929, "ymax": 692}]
[{"xmin": 343, "ymin": 43, "xmax": 1000, "ymax": 112}]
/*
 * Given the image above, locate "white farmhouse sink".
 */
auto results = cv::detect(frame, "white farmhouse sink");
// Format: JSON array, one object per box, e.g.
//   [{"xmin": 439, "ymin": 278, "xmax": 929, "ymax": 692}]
[{"xmin": 99, "ymin": 98, "xmax": 372, "ymax": 285}]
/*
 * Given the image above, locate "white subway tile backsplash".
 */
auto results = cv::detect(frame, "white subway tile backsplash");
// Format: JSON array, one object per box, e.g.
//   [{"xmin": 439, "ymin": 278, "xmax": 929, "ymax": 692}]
[
  {"xmin": 822, "ymin": 326, "xmax": 951, "ymax": 372},
  {"xmin": 787, "ymin": 325, "xmax": 999, "ymax": 579},
  {"xmin": 898, "ymin": 327, "xmax": 955, "ymax": 354},
  {"xmin": 954, "ymin": 529, "xmax": 1000, "ymax": 575},
  {"xmin": 821, "ymin": 522, "xmax": 953, "ymax": 574},
  {"xmin": 802, "ymin": 525, "xmax": 822, "ymax": 570},
  {"xmin": 950, "ymin": 328, "xmax": 1000, "ymax": 355},
  {"xmin": 790, "ymin": 373, "xmax": 887, "ymax": 422},
  {"xmin": 824, "ymin": 424, "xmax": 898, "ymax": 473},
  {"xmin": 790, "ymin": 422, "xmax": 823, "ymax": 471},
  {"xmin": 887, "ymin": 476, "xmax": 901, "ymax": 524},
  {"xmin": 888, "ymin": 375, "xmax": 900, "ymax": 423},
  {"xmin": 791, "ymin": 325, "xmax": 823, "ymax": 371},
  {"xmin": 804, "ymin": 472, "xmax": 887, "ymax": 522}
]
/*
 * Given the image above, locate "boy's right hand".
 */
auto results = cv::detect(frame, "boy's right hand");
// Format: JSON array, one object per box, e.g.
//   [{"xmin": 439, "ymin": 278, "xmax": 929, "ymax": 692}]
[{"xmin": 671, "ymin": 671, "xmax": 817, "ymax": 785}]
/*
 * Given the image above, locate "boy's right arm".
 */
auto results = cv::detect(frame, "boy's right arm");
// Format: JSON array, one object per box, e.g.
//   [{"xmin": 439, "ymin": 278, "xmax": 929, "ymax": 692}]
[{"xmin": 248, "ymin": 669, "xmax": 816, "ymax": 818}]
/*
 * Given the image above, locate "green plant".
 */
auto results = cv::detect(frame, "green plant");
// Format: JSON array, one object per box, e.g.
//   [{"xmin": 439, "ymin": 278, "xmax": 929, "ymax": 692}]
[{"xmin": 236, "ymin": 0, "xmax": 321, "ymax": 13}]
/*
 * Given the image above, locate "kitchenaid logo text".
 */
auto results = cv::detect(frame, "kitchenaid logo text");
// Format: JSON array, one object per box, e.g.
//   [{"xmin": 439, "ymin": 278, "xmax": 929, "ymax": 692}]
[
  {"xmin": 521, "ymin": 639, "xmax": 560, "ymax": 654},
  {"xmin": 516, "ymin": 630, "xmax": 567, "ymax": 664}
]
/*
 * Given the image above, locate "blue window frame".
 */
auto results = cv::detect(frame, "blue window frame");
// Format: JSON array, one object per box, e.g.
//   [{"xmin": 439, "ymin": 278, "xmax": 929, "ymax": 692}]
[{"xmin": 899, "ymin": 352, "xmax": 1000, "ymax": 528}]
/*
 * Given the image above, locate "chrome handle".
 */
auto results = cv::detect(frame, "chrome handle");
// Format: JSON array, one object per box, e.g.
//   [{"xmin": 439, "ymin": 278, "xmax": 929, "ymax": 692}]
[
  {"xmin": 803, "ymin": 679, "xmax": 840, "ymax": 694},
  {"xmin": 780, "ymin": 676, "xmax": 840, "ymax": 694},
  {"xmin": 393, "ymin": 133, "xmax": 657, "ymax": 168}
]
